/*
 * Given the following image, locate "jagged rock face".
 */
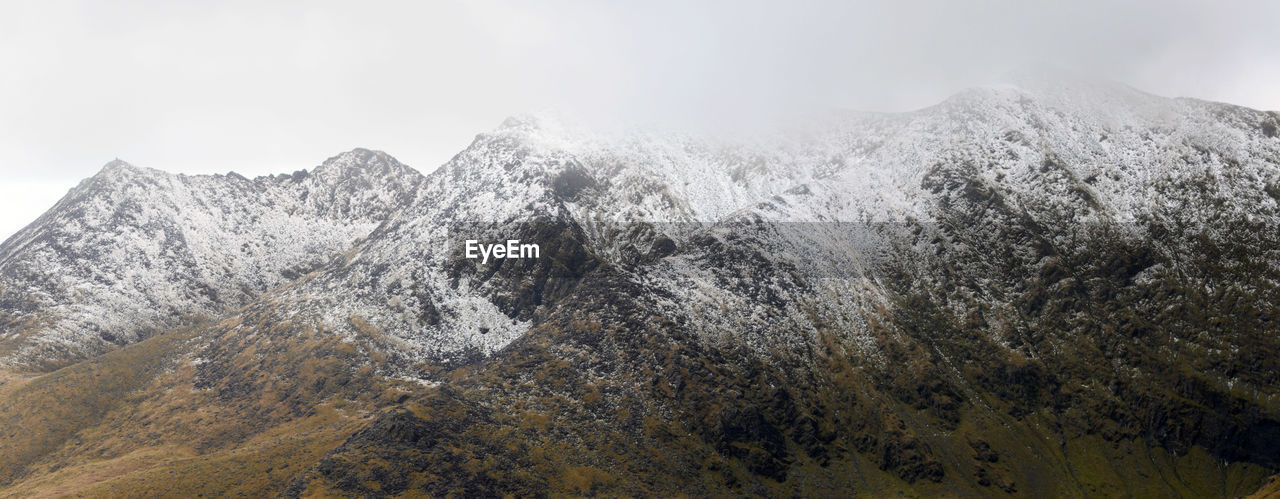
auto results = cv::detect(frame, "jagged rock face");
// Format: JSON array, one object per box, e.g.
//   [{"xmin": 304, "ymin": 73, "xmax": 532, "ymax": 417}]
[{"xmin": 0, "ymin": 149, "xmax": 423, "ymax": 370}]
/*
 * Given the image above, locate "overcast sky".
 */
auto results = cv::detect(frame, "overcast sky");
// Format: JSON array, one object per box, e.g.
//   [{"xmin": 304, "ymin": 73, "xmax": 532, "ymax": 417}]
[{"xmin": 2, "ymin": 0, "xmax": 1279, "ymax": 239}]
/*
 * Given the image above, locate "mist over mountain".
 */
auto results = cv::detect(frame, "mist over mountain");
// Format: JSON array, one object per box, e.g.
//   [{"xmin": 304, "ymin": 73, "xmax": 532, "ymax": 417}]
[{"xmin": 1, "ymin": 81, "xmax": 1279, "ymax": 496}]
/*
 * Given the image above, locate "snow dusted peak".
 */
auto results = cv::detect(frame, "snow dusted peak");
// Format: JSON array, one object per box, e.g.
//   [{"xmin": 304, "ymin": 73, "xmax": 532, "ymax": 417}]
[
  {"xmin": 93, "ymin": 158, "xmax": 168, "ymax": 180},
  {"xmin": 74, "ymin": 159, "xmax": 175, "ymax": 196},
  {"xmin": 490, "ymin": 113, "xmax": 587, "ymax": 149},
  {"xmin": 425, "ymin": 115, "xmax": 592, "ymax": 192},
  {"xmin": 932, "ymin": 72, "xmax": 1172, "ymax": 126},
  {"xmin": 312, "ymin": 148, "xmax": 419, "ymax": 181},
  {"xmin": 101, "ymin": 158, "xmax": 134, "ymax": 170},
  {"xmin": 495, "ymin": 113, "xmax": 576, "ymax": 135},
  {"xmin": 293, "ymin": 149, "xmax": 424, "ymax": 222},
  {"xmin": 320, "ymin": 147, "xmax": 397, "ymax": 167}
]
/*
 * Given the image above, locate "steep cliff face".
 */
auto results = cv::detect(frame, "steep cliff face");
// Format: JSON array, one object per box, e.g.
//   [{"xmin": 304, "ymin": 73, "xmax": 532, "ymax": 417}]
[{"xmin": 1, "ymin": 81, "xmax": 1278, "ymax": 496}]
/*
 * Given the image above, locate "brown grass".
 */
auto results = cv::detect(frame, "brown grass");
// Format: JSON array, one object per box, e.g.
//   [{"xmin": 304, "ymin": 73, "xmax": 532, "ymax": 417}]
[
  {"xmin": 0, "ymin": 369, "xmax": 40, "ymax": 400},
  {"xmin": 0, "ymin": 406, "xmax": 363, "ymax": 498}
]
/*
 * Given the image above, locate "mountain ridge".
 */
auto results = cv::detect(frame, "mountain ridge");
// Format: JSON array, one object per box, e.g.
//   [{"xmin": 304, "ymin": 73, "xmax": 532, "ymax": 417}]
[
  {"xmin": 1, "ymin": 82, "xmax": 1278, "ymax": 495},
  {"xmin": 0, "ymin": 149, "xmax": 424, "ymax": 370}
]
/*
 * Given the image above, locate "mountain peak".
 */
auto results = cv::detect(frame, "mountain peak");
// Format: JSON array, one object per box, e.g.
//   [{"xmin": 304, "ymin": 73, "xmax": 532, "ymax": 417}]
[
  {"xmin": 103, "ymin": 158, "xmax": 133, "ymax": 169},
  {"xmin": 99, "ymin": 158, "xmax": 142, "ymax": 174},
  {"xmin": 92, "ymin": 159, "xmax": 169, "ymax": 182},
  {"xmin": 496, "ymin": 113, "xmax": 580, "ymax": 138},
  {"xmin": 998, "ymin": 69, "xmax": 1162, "ymax": 105},
  {"xmin": 314, "ymin": 148, "xmax": 412, "ymax": 177}
]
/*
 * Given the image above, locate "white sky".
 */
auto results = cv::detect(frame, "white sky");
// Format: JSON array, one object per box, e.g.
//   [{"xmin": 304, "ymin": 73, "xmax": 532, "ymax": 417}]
[{"xmin": 2, "ymin": 0, "xmax": 1279, "ymax": 240}]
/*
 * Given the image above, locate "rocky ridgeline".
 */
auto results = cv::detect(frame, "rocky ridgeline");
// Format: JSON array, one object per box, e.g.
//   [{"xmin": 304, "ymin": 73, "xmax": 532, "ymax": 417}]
[
  {"xmin": 0, "ymin": 149, "xmax": 424, "ymax": 370},
  {"xmin": 1, "ymin": 80, "xmax": 1278, "ymax": 493}
]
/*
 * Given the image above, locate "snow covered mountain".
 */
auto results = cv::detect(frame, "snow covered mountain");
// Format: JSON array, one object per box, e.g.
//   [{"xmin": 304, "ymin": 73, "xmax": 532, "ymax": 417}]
[
  {"xmin": 1, "ymin": 81, "xmax": 1278, "ymax": 495},
  {"xmin": 0, "ymin": 149, "xmax": 423, "ymax": 370},
  {"xmin": 204, "ymin": 81, "xmax": 1280, "ymax": 369}
]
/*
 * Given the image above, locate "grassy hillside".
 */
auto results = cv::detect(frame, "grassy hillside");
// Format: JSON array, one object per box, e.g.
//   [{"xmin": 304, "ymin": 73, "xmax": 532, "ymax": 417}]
[{"xmin": 0, "ymin": 310, "xmax": 1274, "ymax": 497}]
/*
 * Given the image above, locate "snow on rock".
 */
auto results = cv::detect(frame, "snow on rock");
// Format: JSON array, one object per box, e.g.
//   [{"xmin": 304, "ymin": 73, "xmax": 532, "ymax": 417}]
[
  {"xmin": 4, "ymin": 80, "xmax": 1279, "ymax": 371},
  {"xmin": 0, "ymin": 149, "xmax": 423, "ymax": 369}
]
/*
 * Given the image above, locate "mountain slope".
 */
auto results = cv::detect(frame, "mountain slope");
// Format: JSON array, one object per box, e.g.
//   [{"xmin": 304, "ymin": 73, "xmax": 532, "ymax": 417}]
[{"xmin": 1, "ymin": 81, "xmax": 1279, "ymax": 496}]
